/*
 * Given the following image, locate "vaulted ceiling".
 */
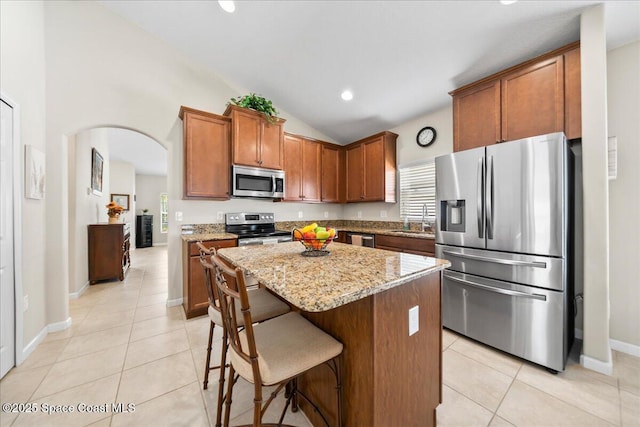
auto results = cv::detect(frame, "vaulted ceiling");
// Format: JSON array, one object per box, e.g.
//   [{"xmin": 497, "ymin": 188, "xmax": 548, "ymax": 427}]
[{"xmin": 100, "ymin": 0, "xmax": 639, "ymax": 145}]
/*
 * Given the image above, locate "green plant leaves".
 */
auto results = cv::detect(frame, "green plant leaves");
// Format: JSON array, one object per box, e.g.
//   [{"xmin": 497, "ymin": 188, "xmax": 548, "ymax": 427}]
[{"xmin": 228, "ymin": 93, "xmax": 279, "ymax": 123}]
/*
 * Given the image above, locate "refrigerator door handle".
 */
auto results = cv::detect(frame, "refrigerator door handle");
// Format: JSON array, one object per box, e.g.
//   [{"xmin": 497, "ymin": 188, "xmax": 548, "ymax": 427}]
[
  {"xmin": 477, "ymin": 158, "xmax": 484, "ymax": 238},
  {"xmin": 486, "ymin": 155, "xmax": 494, "ymax": 239},
  {"xmin": 444, "ymin": 272, "xmax": 547, "ymax": 301},
  {"xmin": 442, "ymin": 250, "xmax": 547, "ymax": 268}
]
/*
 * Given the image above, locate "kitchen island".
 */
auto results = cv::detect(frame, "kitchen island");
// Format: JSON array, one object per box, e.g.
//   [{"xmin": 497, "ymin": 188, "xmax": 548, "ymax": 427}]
[{"xmin": 218, "ymin": 241, "xmax": 450, "ymax": 426}]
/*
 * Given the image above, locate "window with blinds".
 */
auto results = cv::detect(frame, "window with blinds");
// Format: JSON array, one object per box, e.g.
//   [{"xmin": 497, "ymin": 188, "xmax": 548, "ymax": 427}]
[{"xmin": 399, "ymin": 159, "xmax": 436, "ymax": 221}]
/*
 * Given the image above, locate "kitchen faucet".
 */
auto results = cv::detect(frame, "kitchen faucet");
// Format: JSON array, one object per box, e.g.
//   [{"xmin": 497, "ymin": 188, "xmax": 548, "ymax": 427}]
[{"xmin": 421, "ymin": 204, "xmax": 429, "ymax": 232}]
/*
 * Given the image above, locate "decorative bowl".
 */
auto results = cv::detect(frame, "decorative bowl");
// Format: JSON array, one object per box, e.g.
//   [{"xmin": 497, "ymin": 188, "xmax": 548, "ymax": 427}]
[{"xmin": 292, "ymin": 229, "xmax": 335, "ymax": 257}]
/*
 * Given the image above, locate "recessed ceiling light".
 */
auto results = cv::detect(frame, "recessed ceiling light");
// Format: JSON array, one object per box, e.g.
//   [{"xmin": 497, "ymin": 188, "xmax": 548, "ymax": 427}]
[
  {"xmin": 500, "ymin": 0, "xmax": 518, "ymax": 4},
  {"xmin": 218, "ymin": 1, "xmax": 235, "ymax": 13},
  {"xmin": 341, "ymin": 90, "xmax": 354, "ymax": 101}
]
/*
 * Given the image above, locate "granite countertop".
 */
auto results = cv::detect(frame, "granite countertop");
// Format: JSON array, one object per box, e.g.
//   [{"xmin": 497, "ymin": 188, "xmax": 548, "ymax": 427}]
[
  {"xmin": 340, "ymin": 227, "xmax": 435, "ymax": 240},
  {"xmin": 181, "ymin": 232, "xmax": 238, "ymax": 242},
  {"xmin": 217, "ymin": 241, "xmax": 449, "ymax": 312}
]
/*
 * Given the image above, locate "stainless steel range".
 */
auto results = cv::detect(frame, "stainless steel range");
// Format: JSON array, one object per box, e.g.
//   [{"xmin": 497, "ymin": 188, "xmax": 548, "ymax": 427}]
[{"xmin": 226, "ymin": 212, "xmax": 292, "ymax": 246}]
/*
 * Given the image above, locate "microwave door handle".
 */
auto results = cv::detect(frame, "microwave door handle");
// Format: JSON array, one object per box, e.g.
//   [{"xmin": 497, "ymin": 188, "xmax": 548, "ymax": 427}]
[
  {"xmin": 477, "ymin": 157, "xmax": 484, "ymax": 238},
  {"xmin": 272, "ymin": 175, "xmax": 276, "ymax": 193}
]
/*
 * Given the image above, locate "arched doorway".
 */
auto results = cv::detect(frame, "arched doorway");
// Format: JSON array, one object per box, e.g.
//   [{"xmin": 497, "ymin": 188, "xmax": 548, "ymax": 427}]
[{"xmin": 67, "ymin": 126, "xmax": 167, "ymax": 297}]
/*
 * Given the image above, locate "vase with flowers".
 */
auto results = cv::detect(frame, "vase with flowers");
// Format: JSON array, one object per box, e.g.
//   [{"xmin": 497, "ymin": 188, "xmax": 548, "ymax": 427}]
[{"xmin": 106, "ymin": 201, "xmax": 124, "ymax": 224}]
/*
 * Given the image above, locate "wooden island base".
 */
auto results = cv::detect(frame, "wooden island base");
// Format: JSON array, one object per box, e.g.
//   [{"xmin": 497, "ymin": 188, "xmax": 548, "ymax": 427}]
[{"xmin": 299, "ymin": 272, "xmax": 442, "ymax": 427}]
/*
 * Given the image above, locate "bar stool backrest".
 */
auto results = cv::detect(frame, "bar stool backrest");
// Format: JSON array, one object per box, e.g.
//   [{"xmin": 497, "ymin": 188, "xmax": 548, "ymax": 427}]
[
  {"xmin": 210, "ymin": 255, "xmax": 263, "ymax": 386},
  {"xmin": 196, "ymin": 242, "xmax": 220, "ymax": 312}
]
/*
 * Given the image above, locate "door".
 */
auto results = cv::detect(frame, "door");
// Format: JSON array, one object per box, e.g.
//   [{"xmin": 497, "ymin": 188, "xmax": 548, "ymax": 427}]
[
  {"xmin": 453, "ymin": 79, "xmax": 501, "ymax": 152},
  {"xmin": 346, "ymin": 144, "xmax": 363, "ymax": 202},
  {"xmin": 283, "ymin": 134, "xmax": 303, "ymax": 201},
  {"xmin": 442, "ymin": 269, "xmax": 566, "ymax": 372},
  {"xmin": 435, "ymin": 146, "xmax": 486, "ymax": 249},
  {"xmin": 301, "ymin": 139, "xmax": 321, "ymax": 202},
  {"xmin": 501, "ymin": 55, "xmax": 564, "ymax": 142},
  {"xmin": 485, "ymin": 133, "xmax": 567, "ymax": 256},
  {"xmin": 0, "ymin": 99, "xmax": 15, "ymax": 378}
]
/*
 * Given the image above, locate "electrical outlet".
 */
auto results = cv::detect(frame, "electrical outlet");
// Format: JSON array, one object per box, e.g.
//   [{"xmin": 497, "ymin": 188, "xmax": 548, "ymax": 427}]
[
  {"xmin": 357, "ymin": 211, "xmax": 362, "ymax": 219},
  {"xmin": 324, "ymin": 211, "xmax": 329, "ymax": 219},
  {"xmin": 409, "ymin": 306, "xmax": 419, "ymax": 336},
  {"xmin": 298, "ymin": 211, "xmax": 304, "ymax": 218},
  {"xmin": 23, "ymin": 295, "xmax": 29, "ymax": 312},
  {"xmin": 175, "ymin": 211, "xmax": 183, "ymax": 222},
  {"xmin": 381, "ymin": 210, "xmax": 387, "ymax": 218},
  {"xmin": 217, "ymin": 212, "xmax": 224, "ymax": 221}
]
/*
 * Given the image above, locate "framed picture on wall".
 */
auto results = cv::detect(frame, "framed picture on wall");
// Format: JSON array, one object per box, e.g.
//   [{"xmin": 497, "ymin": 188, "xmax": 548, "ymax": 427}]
[
  {"xmin": 111, "ymin": 193, "xmax": 130, "ymax": 211},
  {"xmin": 91, "ymin": 148, "xmax": 104, "ymax": 196}
]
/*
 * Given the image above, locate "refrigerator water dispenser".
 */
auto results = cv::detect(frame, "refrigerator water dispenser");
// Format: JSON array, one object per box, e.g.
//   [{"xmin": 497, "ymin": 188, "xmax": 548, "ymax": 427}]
[{"xmin": 440, "ymin": 200, "xmax": 465, "ymax": 232}]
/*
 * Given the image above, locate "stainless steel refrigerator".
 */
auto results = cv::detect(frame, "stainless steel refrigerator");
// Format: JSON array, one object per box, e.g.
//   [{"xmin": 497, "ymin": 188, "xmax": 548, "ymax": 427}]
[{"xmin": 435, "ymin": 132, "xmax": 575, "ymax": 372}]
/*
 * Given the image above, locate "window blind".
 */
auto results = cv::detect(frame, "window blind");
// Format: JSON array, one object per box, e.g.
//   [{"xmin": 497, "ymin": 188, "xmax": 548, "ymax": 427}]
[{"xmin": 399, "ymin": 159, "xmax": 436, "ymax": 221}]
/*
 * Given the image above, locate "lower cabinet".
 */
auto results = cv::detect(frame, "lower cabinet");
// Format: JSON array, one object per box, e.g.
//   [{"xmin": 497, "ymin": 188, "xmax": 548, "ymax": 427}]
[
  {"xmin": 88, "ymin": 224, "xmax": 131, "ymax": 284},
  {"xmin": 182, "ymin": 238, "xmax": 237, "ymax": 319},
  {"xmin": 375, "ymin": 234, "xmax": 435, "ymax": 256}
]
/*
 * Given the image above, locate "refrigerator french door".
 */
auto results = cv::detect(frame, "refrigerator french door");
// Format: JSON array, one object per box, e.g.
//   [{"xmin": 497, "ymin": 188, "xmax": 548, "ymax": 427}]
[{"xmin": 435, "ymin": 132, "xmax": 573, "ymax": 372}]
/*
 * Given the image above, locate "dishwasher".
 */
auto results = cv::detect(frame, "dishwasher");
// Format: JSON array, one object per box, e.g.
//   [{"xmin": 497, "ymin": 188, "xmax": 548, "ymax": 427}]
[{"xmin": 346, "ymin": 232, "xmax": 375, "ymax": 247}]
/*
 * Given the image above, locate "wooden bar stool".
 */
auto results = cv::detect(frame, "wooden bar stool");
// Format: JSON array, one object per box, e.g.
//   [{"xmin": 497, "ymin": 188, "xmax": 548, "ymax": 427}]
[
  {"xmin": 210, "ymin": 254, "xmax": 344, "ymax": 427},
  {"xmin": 197, "ymin": 243, "xmax": 290, "ymax": 427}
]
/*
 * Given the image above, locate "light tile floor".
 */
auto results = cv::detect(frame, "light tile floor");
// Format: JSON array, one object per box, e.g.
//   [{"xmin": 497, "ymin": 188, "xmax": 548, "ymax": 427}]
[{"xmin": 0, "ymin": 245, "xmax": 638, "ymax": 426}]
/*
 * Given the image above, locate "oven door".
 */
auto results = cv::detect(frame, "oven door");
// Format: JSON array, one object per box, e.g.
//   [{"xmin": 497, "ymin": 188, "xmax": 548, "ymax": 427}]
[
  {"xmin": 232, "ymin": 165, "xmax": 285, "ymax": 198},
  {"xmin": 237, "ymin": 236, "xmax": 292, "ymax": 246}
]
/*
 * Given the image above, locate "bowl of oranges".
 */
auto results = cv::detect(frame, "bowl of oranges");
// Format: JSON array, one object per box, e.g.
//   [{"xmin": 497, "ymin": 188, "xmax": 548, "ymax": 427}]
[{"xmin": 292, "ymin": 223, "xmax": 337, "ymax": 257}]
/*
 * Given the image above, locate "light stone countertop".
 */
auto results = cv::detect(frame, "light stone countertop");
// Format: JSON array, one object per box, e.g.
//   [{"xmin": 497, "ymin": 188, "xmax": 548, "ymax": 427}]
[
  {"xmin": 217, "ymin": 241, "xmax": 450, "ymax": 312},
  {"xmin": 181, "ymin": 233, "xmax": 238, "ymax": 242}
]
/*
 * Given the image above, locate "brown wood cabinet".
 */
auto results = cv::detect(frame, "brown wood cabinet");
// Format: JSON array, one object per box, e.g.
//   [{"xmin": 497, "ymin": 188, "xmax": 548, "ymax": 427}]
[
  {"xmin": 224, "ymin": 105, "xmax": 285, "ymax": 170},
  {"xmin": 345, "ymin": 131, "xmax": 397, "ymax": 202},
  {"xmin": 88, "ymin": 224, "xmax": 130, "ymax": 284},
  {"xmin": 375, "ymin": 234, "xmax": 435, "ymax": 257},
  {"xmin": 179, "ymin": 106, "xmax": 231, "ymax": 199},
  {"xmin": 283, "ymin": 133, "xmax": 322, "ymax": 202},
  {"xmin": 182, "ymin": 238, "xmax": 236, "ymax": 319},
  {"xmin": 451, "ymin": 42, "xmax": 581, "ymax": 152},
  {"xmin": 564, "ymin": 46, "xmax": 582, "ymax": 140},
  {"xmin": 321, "ymin": 143, "xmax": 345, "ymax": 203},
  {"xmin": 501, "ymin": 55, "xmax": 564, "ymax": 142}
]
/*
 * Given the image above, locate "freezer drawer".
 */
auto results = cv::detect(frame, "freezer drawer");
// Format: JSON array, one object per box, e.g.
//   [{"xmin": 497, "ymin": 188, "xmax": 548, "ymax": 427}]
[
  {"xmin": 442, "ymin": 270, "xmax": 569, "ymax": 372},
  {"xmin": 436, "ymin": 244, "xmax": 565, "ymax": 291}
]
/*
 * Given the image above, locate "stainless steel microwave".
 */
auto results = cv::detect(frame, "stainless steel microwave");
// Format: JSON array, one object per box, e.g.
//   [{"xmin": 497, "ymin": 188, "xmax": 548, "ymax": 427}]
[{"xmin": 231, "ymin": 165, "xmax": 285, "ymax": 198}]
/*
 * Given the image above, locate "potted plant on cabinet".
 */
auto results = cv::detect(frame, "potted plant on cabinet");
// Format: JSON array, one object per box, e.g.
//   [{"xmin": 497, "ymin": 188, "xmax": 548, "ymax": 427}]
[{"xmin": 228, "ymin": 93, "xmax": 279, "ymax": 124}]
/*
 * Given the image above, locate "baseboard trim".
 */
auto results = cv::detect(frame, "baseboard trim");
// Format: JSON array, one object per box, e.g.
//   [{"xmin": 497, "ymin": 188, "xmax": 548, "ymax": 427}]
[
  {"xmin": 610, "ymin": 338, "xmax": 640, "ymax": 357},
  {"xmin": 48, "ymin": 317, "xmax": 72, "ymax": 333},
  {"xmin": 166, "ymin": 297, "xmax": 182, "ymax": 307},
  {"xmin": 20, "ymin": 326, "xmax": 48, "ymax": 366},
  {"xmin": 580, "ymin": 353, "xmax": 613, "ymax": 375},
  {"xmin": 576, "ymin": 328, "xmax": 639, "ymax": 357},
  {"xmin": 69, "ymin": 282, "xmax": 89, "ymax": 299}
]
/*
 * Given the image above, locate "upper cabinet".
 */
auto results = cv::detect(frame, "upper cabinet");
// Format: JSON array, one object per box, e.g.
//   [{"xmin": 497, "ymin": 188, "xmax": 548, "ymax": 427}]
[
  {"xmin": 321, "ymin": 143, "xmax": 345, "ymax": 203},
  {"xmin": 283, "ymin": 133, "xmax": 322, "ymax": 202},
  {"xmin": 451, "ymin": 42, "xmax": 581, "ymax": 152},
  {"xmin": 346, "ymin": 131, "xmax": 397, "ymax": 203},
  {"xmin": 224, "ymin": 105, "xmax": 286, "ymax": 170},
  {"xmin": 179, "ymin": 106, "xmax": 231, "ymax": 199}
]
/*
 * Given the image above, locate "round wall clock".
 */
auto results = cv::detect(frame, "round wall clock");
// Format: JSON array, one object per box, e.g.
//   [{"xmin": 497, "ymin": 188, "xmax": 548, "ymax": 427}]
[{"xmin": 416, "ymin": 126, "xmax": 437, "ymax": 147}]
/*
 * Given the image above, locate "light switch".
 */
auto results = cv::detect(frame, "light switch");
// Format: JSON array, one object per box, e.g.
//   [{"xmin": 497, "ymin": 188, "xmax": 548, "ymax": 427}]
[
  {"xmin": 175, "ymin": 211, "xmax": 183, "ymax": 222},
  {"xmin": 409, "ymin": 306, "xmax": 419, "ymax": 336},
  {"xmin": 298, "ymin": 211, "xmax": 304, "ymax": 218}
]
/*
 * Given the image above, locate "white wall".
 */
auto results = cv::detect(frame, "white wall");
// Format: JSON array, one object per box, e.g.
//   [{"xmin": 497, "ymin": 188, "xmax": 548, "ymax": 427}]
[
  {"xmin": 607, "ymin": 40, "xmax": 640, "ymax": 349},
  {"xmin": 69, "ymin": 129, "xmax": 111, "ymax": 295},
  {"xmin": 109, "ymin": 160, "xmax": 136, "ymax": 234},
  {"xmin": 0, "ymin": 0, "xmax": 48, "ymax": 347},
  {"xmin": 135, "ymin": 174, "xmax": 168, "ymax": 245},
  {"xmin": 580, "ymin": 5, "xmax": 612, "ymax": 369},
  {"xmin": 343, "ymin": 105, "xmax": 453, "ymax": 221}
]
